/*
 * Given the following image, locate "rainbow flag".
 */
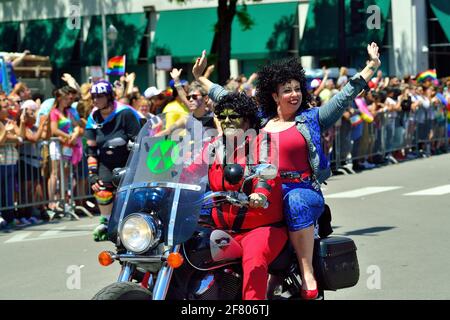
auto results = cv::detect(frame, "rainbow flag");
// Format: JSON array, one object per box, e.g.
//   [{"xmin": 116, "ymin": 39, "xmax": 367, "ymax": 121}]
[
  {"xmin": 106, "ymin": 55, "xmax": 126, "ymax": 76},
  {"xmin": 416, "ymin": 69, "xmax": 437, "ymax": 84}
]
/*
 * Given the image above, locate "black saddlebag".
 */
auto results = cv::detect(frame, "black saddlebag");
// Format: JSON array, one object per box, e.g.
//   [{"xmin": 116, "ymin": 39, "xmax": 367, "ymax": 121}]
[{"xmin": 313, "ymin": 236, "xmax": 359, "ymax": 291}]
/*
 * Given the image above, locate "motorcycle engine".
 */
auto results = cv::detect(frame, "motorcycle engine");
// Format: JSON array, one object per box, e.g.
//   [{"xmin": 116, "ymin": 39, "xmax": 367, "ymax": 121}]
[{"xmin": 191, "ymin": 269, "xmax": 241, "ymax": 300}]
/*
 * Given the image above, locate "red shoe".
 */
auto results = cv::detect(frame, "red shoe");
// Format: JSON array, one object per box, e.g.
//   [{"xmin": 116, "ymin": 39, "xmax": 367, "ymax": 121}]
[{"xmin": 301, "ymin": 288, "xmax": 319, "ymax": 300}]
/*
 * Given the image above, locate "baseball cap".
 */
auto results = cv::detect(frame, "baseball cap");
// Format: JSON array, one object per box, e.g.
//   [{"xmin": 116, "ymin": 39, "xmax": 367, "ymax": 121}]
[{"xmin": 144, "ymin": 86, "xmax": 162, "ymax": 99}]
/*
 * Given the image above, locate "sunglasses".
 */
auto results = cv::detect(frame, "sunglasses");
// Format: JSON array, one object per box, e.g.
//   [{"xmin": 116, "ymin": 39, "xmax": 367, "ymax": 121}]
[
  {"xmin": 91, "ymin": 93, "xmax": 107, "ymax": 99},
  {"xmin": 217, "ymin": 114, "xmax": 243, "ymax": 121},
  {"xmin": 187, "ymin": 94, "xmax": 203, "ymax": 100}
]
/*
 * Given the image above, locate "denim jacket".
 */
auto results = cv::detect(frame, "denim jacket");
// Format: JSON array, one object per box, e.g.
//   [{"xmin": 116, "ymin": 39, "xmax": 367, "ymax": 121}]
[{"xmin": 208, "ymin": 74, "xmax": 369, "ymax": 186}]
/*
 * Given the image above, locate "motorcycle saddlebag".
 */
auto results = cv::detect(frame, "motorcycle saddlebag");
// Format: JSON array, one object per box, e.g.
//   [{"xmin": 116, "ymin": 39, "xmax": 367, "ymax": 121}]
[{"xmin": 313, "ymin": 236, "xmax": 359, "ymax": 291}]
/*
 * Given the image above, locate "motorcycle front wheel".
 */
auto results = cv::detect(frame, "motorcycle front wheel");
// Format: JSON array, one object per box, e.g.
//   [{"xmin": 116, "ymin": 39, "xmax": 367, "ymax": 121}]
[{"xmin": 92, "ymin": 282, "xmax": 152, "ymax": 300}]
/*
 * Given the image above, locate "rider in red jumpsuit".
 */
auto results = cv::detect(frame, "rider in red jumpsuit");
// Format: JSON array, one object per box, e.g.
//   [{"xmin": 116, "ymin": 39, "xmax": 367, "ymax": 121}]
[{"xmin": 206, "ymin": 93, "xmax": 287, "ymax": 300}]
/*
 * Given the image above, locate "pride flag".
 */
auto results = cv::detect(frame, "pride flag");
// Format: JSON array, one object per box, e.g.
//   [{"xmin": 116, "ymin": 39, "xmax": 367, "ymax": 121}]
[
  {"xmin": 416, "ymin": 69, "xmax": 438, "ymax": 84},
  {"xmin": 106, "ymin": 55, "xmax": 126, "ymax": 76}
]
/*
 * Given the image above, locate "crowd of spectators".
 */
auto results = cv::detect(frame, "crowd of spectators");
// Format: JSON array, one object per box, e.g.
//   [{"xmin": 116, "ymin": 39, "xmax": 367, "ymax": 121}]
[
  {"xmin": 1, "ymin": 56, "xmax": 449, "ymax": 231},
  {"xmin": 307, "ymin": 67, "xmax": 449, "ymax": 171}
]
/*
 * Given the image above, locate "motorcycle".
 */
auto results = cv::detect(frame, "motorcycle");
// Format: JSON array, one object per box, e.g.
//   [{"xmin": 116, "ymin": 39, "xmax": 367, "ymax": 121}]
[{"xmin": 93, "ymin": 115, "xmax": 360, "ymax": 300}]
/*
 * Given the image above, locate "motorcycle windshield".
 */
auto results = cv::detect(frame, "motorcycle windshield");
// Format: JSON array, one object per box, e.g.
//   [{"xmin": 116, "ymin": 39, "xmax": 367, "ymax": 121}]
[{"xmin": 113, "ymin": 113, "xmax": 210, "ymax": 246}]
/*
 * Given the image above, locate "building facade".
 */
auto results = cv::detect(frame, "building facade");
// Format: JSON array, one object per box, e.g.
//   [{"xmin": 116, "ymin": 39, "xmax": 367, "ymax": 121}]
[{"xmin": 0, "ymin": 0, "xmax": 449, "ymax": 93}]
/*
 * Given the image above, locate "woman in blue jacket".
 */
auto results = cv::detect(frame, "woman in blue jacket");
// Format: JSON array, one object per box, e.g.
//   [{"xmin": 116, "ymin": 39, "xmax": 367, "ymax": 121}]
[{"xmin": 193, "ymin": 43, "xmax": 381, "ymax": 299}]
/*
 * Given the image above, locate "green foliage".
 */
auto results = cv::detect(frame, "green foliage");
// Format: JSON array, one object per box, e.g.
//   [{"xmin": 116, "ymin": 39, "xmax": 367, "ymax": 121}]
[{"xmin": 236, "ymin": 3, "xmax": 254, "ymax": 31}]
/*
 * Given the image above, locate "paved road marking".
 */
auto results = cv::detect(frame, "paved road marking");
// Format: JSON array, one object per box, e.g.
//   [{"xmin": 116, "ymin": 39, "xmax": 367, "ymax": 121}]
[
  {"xmin": 4, "ymin": 231, "xmax": 91, "ymax": 243},
  {"xmin": 4, "ymin": 232, "xmax": 33, "ymax": 243},
  {"xmin": 404, "ymin": 184, "xmax": 450, "ymax": 196},
  {"xmin": 326, "ymin": 186, "xmax": 403, "ymax": 198},
  {"xmin": 3, "ymin": 224, "xmax": 95, "ymax": 244},
  {"xmin": 78, "ymin": 223, "xmax": 100, "ymax": 228},
  {"xmin": 40, "ymin": 226, "xmax": 67, "ymax": 237}
]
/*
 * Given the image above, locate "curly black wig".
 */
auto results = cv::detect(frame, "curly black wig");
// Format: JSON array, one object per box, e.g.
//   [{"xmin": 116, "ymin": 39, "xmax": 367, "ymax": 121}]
[
  {"xmin": 214, "ymin": 92, "xmax": 261, "ymax": 130},
  {"xmin": 256, "ymin": 57, "xmax": 311, "ymax": 119}
]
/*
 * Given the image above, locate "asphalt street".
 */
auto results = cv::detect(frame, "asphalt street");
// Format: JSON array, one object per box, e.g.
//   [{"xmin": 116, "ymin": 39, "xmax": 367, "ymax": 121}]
[{"xmin": 1, "ymin": 153, "xmax": 449, "ymax": 300}]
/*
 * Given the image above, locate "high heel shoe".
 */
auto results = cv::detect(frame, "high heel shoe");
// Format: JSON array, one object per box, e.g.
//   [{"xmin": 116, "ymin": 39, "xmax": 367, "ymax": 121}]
[{"xmin": 301, "ymin": 288, "xmax": 319, "ymax": 300}]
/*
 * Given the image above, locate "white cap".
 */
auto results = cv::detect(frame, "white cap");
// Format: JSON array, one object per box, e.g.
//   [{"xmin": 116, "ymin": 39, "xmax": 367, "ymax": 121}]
[
  {"xmin": 20, "ymin": 99, "xmax": 38, "ymax": 110},
  {"xmin": 144, "ymin": 86, "xmax": 162, "ymax": 99},
  {"xmin": 310, "ymin": 79, "xmax": 321, "ymax": 89}
]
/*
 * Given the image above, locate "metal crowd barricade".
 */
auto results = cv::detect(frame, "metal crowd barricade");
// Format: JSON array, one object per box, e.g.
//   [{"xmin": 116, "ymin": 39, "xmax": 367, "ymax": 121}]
[
  {"xmin": 326, "ymin": 105, "xmax": 449, "ymax": 174},
  {"xmin": 1, "ymin": 107, "xmax": 449, "ymax": 215},
  {"xmin": 0, "ymin": 138, "xmax": 95, "ymax": 219}
]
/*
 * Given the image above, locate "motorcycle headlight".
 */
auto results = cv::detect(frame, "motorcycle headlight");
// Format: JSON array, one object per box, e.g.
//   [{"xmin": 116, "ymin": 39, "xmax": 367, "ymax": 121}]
[{"xmin": 119, "ymin": 213, "xmax": 161, "ymax": 253}]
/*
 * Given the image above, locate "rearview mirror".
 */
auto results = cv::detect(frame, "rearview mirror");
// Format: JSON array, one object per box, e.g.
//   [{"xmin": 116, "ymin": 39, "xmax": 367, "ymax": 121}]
[
  {"xmin": 239, "ymin": 163, "xmax": 278, "ymax": 194},
  {"xmin": 112, "ymin": 167, "xmax": 127, "ymax": 187}
]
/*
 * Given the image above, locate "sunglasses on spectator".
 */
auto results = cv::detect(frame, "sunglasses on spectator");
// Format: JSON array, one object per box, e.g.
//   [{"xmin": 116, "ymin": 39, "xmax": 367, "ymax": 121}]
[
  {"xmin": 216, "ymin": 114, "xmax": 243, "ymax": 121},
  {"xmin": 187, "ymin": 94, "xmax": 205, "ymax": 100},
  {"xmin": 0, "ymin": 98, "xmax": 8, "ymax": 102},
  {"xmin": 91, "ymin": 93, "xmax": 107, "ymax": 99}
]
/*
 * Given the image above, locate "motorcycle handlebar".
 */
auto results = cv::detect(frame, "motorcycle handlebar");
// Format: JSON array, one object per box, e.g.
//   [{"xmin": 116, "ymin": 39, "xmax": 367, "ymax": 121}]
[{"xmin": 202, "ymin": 191, "xmax": 269, "ymax": 209}]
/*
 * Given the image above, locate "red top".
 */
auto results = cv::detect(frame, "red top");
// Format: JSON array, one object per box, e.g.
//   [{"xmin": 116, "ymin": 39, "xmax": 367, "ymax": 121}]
[
  {"xmin": 261, "ymin": 125, "xmax": 312, "ymax": 181},
  {"xmin": 207, "ymin": 137, "xmax": 284, "ymax": 231}
]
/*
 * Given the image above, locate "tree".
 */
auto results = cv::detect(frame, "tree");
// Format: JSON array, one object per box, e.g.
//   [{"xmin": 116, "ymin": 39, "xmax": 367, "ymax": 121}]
[{"xmin": 171, "ymin": 0, "xmax": 261, "ymax": 85}]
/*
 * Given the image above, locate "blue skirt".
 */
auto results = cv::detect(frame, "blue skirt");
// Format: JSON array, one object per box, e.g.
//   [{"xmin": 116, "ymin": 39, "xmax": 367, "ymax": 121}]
[{"xmin": 282, "ymin": 181, "xmax": 324, "ymax": 232}]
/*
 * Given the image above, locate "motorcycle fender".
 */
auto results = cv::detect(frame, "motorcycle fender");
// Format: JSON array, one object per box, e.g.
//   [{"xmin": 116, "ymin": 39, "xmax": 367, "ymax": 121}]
[{"xmin": 210, "ymin": 230, "xmax": 243, "ymax": 262}]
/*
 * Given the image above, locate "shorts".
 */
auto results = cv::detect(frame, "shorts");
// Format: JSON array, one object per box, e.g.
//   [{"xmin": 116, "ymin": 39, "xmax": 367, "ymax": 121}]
[
  {"xmin": 49, "ymin": 141, "xmax": 62, "ymax": 161},
  {"xmin": 49, "ymin": 141, "xmax": 72, "ymax": 161},
  {"xmin": 282, "ymin": 181, "xmax": 324, "ymax": 232}
]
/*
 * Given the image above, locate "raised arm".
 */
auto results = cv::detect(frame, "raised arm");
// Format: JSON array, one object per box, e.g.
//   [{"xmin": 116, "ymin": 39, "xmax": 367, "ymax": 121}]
[
  {"xmin": 11, "ymin": 50, "xmax": 30, "ymax": 68},
  {"xmin": 61, "ymin": 73, "xmax": 81, "ymax": 92},
  {"xmin": 170, "ymin": 68, "xmax": 190, "ymax": 107},
  {"xmin": 124, "ymin": 73, "xmax": 136, "ymax": 97},
  {"xmin": 193, "ymin": 50, "xmax": 212, "ymax": 91},
  {"xmin": 318, "ymin": 42, "xmax": 381, "ymax": 130},
  {"xmin": 359, "ymin": 43, "xmax": 381, "ymax": 83},
  {"xmin": 204, "ymin": 64, "xmax": 215, "ymax": 79},
  {"xmin": 192, "ymin": 50, "xmax": 229, "ymax": 103},
  {"xmin": 313, "ymin": 67, "xmax": 329, "ymax": 97}
]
